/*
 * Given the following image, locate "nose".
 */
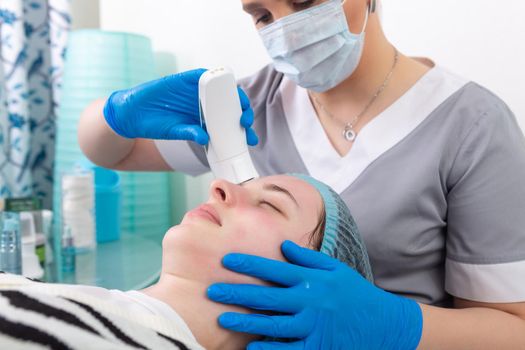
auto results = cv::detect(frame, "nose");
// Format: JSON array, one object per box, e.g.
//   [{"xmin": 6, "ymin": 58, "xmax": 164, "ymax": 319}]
[{"xmin": 210, "ymin": 179, "xmax": 243, "ymax": 206}]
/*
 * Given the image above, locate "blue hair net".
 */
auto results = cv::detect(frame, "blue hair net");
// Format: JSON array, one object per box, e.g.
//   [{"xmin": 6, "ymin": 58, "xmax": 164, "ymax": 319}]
[{"xmin": 290, "ymin": 174, "xmax": 373, "ymax": 282}]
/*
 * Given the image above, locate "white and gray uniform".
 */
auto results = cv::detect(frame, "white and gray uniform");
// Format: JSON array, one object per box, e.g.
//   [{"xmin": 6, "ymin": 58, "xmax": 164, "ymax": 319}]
[{"xmin": 156, "ymin": 64, "xmax": 525, "ymax": 307}]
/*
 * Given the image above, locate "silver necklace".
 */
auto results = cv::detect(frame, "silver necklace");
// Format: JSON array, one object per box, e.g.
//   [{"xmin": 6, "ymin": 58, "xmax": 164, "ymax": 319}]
[{"xmin": 311, "ymin": 47, "xmax": 399, "ymax": 142}]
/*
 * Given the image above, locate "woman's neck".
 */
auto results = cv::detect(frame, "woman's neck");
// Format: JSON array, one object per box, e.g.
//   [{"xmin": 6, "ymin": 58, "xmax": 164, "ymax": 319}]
[
  {"xmin": 141, "ymin": 273, "xmax": 257, "ymax": 350},
  {"xmin": 308, "ymin": 19, "xmax": 432, "ymax": 156}
]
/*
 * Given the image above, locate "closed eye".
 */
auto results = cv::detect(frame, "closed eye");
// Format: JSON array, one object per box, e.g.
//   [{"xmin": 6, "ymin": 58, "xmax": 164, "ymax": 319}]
[{"xmin": 260, "ymin": 200, "xmax": 284, "ymax": 215}]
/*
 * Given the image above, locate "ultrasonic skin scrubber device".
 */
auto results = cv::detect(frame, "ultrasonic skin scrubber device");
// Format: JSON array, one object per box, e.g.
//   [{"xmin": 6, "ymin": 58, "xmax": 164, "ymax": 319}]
[{"xmin": 199, "ymin": 68, "xmax": 259, "ymax": 184}]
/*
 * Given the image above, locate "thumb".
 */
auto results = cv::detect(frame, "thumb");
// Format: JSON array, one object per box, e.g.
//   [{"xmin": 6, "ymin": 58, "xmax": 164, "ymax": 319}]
[
  {"xmin": 166, "ymin": 124, "xmax": 209, "ymax": 145},
  {"xmin": 245, "ymin": 127, "xmax": 259, "ymax": 146},
  {"xmin": 281, "ymin": 240, "xmax": 339, "ymax": 270}
]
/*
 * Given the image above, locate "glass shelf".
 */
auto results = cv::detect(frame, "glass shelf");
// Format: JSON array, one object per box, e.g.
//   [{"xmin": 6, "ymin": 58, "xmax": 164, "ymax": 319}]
[{"xmin": 51, "ymin": 233, "xmax": 162, "ymax": 291}]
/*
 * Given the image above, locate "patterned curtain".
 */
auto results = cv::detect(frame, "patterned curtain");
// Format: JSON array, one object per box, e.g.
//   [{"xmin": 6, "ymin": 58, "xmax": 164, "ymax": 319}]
[{"xmin": 0, "ymin": 0, "xmax": 71, "ymax": 208}]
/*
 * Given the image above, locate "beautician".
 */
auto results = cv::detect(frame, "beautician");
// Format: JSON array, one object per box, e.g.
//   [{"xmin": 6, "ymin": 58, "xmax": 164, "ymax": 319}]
[{"xmin": 79, "ymin": 0, "xmax": 525, "ymax": 348}]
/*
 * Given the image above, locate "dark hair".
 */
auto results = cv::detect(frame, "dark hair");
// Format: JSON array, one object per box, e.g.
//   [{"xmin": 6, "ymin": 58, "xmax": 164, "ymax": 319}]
[{"xmin": 308, "ymin": 201, "xmax": 326, "ymax": 251}]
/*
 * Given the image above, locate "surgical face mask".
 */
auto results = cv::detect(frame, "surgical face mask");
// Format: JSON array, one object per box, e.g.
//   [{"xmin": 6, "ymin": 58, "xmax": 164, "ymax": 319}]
[{"xmin": 259, "ymin": 0, "xmax": 369, "ymax": 93}]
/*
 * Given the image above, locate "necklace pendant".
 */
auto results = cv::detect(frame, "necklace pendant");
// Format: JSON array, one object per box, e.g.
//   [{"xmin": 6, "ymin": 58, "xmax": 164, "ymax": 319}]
[{"xmin": 343, "ymin": 127, "xmax": 357, "ymax": 142}]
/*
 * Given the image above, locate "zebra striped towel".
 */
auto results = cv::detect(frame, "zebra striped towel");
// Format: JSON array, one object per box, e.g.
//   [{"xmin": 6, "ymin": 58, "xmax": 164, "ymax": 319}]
[{"xmin": 0, "ymin": 272, "xmax": 205, "ymax": 350}]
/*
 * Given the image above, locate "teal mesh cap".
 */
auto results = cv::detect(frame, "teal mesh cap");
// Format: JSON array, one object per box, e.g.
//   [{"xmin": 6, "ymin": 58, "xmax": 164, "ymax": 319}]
[{"xmin": 290, "ymin": 174, "xmax": 373, "ymax": 282}]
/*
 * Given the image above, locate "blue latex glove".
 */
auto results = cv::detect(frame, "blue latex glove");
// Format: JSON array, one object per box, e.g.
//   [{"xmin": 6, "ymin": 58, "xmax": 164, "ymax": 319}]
[
  {"xmin": 103, "ymin": 68, "xmax": 258, "ymax": 146},
  {"xmin": 208, "ymin": 241, "xmax": 423, "ymax": 350}
]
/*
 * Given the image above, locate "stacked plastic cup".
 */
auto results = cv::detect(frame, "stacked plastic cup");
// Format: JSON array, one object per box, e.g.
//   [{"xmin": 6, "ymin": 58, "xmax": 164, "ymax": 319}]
[{"xmin": 53, "ymin": 30, "xmax": 172, "ymax": 278}]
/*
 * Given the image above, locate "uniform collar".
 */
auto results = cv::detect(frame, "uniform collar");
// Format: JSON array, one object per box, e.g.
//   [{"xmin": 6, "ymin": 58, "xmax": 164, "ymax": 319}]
[{"xmin": 280, "ymin": 65, "xmax": 469, "ymax": 193}]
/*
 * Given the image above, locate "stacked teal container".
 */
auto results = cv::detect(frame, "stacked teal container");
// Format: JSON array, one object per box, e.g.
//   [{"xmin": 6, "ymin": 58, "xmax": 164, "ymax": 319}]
[{"xmin": 53, "ymin": 30, "xmax": 171, "ymax": 266}]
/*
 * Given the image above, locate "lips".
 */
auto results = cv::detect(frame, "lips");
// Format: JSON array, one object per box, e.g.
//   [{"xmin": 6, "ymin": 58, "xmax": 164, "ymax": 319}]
[{"xmin": 188, "ymin": 204, "xmax": 222, "ymax": 226}]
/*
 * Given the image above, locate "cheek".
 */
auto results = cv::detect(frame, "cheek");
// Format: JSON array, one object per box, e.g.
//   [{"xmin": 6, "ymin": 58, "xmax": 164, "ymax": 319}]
[
  {"xmin": 227, "ymin": 209, "xmax": 294, "ymax": 262},
  {"xmin": 161, "ymin": 208, "xmax": 314, "ymax": 286},
  {"xmin": 163, "ymin": 219, "xmax": 279, "ymax": 286}
]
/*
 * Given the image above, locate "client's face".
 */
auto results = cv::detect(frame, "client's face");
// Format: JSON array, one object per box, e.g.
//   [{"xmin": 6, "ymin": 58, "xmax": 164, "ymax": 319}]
[{"xmin": 162, "ymin": 175, "xmax": 324, "ymax": 285}]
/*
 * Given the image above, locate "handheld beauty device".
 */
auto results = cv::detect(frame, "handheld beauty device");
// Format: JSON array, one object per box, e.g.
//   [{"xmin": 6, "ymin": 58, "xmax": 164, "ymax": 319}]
[{"xmin": 199, "ymin": 68, "xmax": 259, "ymax": 184}]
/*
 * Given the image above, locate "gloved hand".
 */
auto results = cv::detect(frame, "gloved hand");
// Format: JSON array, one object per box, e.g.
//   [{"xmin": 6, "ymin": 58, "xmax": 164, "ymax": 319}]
[
  {"xmin": 207, "ymin": 240, "xmax": 423, "ymax": 350},
  {"xmin": 103, "ymin": 68, "xmax": 258, "ymax": 146}
]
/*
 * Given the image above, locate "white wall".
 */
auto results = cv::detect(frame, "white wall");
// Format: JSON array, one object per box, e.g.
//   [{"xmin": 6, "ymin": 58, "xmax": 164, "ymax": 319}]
[
  {"xmin": 71, "ymin": 0, "xmax": 100, "ymax": 30},
  {"xmin": 381, "ymin": 0, "xmax": 525, "ymax": 128},
  {"xmin": 100, "ymin": 0, "xmax": 269, "ymax": 78},
  {"xmin": 99, "ymin": 0, "xmax": 525, "ymax": 210}
]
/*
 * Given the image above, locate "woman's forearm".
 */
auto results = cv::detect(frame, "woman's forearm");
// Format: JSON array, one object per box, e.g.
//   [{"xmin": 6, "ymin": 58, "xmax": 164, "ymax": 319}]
[
  {"xmin": 418, "ymin": 303, "xmax": 525, "ymax": 349},
  {"xmin": 78, "ymin": 98, "xmax": 136, "ymax": 169}
]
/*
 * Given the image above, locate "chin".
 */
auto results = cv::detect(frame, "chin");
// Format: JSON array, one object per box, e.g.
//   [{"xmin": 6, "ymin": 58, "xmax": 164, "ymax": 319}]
[
  {"xmin": 163, "ymin": 224, "xmax": 211, "ymax": 253},
  {"xmin": 161, "ymin": 225, "xmax": 224, "ymax": 277}
]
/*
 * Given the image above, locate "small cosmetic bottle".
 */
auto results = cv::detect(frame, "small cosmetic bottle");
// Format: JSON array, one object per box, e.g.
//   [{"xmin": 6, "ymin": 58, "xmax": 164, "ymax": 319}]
[
  {"xmin": 61, "ymin": 226, "xmax": 76, "ymax": 273},
  {"xmin": 0, "ymin": 212, "xmax": 22, "ymax": 275}
]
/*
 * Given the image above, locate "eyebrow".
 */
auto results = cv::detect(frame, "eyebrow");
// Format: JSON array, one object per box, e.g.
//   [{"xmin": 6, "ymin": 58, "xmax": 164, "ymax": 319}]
[
  {"xmin": 263, "ymin": 183, "xmax": 299, "ymax": 207},
  {"xmin": 243, "ymin": 0, "xmax": 287, "ymax": 13},
  {"xmin": 242, "ymin": 2, "xmax": 262, "ymax": 13}
]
